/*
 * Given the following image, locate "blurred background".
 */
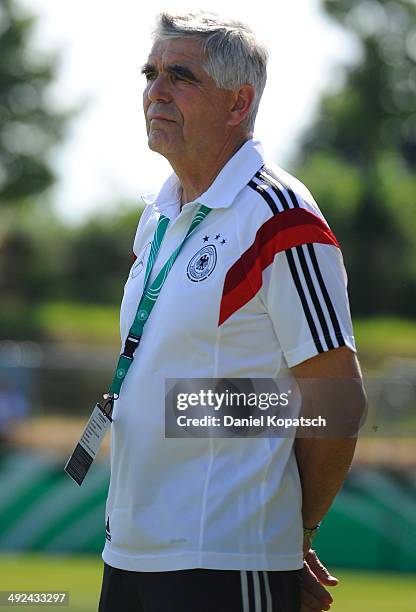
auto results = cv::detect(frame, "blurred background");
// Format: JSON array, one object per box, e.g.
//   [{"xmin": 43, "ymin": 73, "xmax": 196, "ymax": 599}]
[{"xmin": 0, "ymin": 0, "xmax": 415, "ymax": 610}]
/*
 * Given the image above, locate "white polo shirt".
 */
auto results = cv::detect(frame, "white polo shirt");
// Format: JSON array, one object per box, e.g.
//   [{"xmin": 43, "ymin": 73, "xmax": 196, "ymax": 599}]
[{"xmin": 102, "ymin": 139, "xmax": 356, "ymax": 572}]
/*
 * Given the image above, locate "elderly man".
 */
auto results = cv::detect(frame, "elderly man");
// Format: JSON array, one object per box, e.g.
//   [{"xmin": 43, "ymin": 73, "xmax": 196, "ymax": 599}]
[{"xmin": 98, "ymin": 10, "xmax": 366, "ymax": 612}]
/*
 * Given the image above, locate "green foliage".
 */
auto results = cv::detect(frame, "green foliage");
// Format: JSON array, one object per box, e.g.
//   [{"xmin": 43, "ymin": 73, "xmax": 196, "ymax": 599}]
[
  {"xmin": 0, "ymin": 0, "xmax": 73, "ymax": 204},
  {"xmin": 297, "ymin": 153, "xmax": 363, "ymax": 232},
  {"xmin": 308, "ymin": 0, "xmax": 416, "ymax": 164},
  {"xmin": 34, "ymin": 301, "xmax": 120, "ymax": 344},
  {"xmin": 0, "ymin": 202, "xmax": 143, "ymax": 312},
  {"xmin": 295, "ymin": 0, "xmax": 416, "ymax": 316},
  {"xmin": 354, "ymin": 317, "xmax": 416, "ymax": 364},
  {"xmin": 63, "ymin": 207, "xmax": 141, "ymax": 304}
]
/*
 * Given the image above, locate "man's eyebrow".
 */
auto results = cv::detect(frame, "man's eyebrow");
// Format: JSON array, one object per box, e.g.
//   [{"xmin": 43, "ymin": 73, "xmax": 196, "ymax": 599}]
[
  {"xmin": 141, "ymin": 63, "xmax": 155, "ymax": 74},
  {"xmin": 140, "ymin": 62, "xmax": 201, "ymax": 83},
  {"xmin": 166, "ymin": 64, "xmax": 201, "ymax": 82}
]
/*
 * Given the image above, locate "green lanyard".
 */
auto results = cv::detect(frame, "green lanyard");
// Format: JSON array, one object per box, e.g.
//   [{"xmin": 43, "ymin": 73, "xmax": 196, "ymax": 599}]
[{"xmin": 106, "ymin": 204, "xmax": 211, "ymax": 400}]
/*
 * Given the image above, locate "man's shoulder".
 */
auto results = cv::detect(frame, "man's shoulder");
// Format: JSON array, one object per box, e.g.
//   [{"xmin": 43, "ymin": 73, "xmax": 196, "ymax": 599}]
[
  {"xmin": 264, "ymin": 162, "xmax": 315, "ymax": 201},
  {"xmin": 237, "ymin": 161, "xmax": 326, "ymax": 226},
  {"xmin": 256, "ymin": 162, "xmax": 320, "ymax": 213}
]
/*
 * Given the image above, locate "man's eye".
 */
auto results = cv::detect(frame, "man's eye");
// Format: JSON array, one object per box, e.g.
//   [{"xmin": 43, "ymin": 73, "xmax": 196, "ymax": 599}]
[
  {"xmin": 170, "ymin": 73, "xmax": 184, "ymax": 82},
  {"xmin": 142, "ymin": 71, "xmax": 189, "ymax": 83}
]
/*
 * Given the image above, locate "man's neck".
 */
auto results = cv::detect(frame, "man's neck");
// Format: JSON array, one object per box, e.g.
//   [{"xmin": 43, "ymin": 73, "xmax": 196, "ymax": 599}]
[{"xmin": 171, "ymin": 133, "xmax": 251, "ymax": 208}]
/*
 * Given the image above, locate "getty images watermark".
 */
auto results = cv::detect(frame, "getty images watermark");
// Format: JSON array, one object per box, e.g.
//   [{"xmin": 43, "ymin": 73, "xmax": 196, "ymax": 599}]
[{"xmin": 165, "ymin": 378, "xmax": 367, "ymax": 438}]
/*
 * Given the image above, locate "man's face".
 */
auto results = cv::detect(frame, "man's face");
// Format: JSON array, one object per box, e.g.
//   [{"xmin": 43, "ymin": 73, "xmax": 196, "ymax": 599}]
[{"xmin": 142, "ymin": 37, "xmax": 236, "ymax": 160}]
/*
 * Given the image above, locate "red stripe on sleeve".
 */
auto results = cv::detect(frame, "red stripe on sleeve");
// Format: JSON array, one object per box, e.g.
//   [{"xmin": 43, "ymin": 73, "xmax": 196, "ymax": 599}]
[{"xmin": 218, "ymin": 209, "xmax": 339, "ymax": 326}]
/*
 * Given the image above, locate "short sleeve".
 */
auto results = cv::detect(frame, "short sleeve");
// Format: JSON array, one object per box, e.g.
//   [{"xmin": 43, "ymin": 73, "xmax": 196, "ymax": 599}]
[{"xmin": 263, "ymin": 242, "xmax": 356, "ymax": 367}]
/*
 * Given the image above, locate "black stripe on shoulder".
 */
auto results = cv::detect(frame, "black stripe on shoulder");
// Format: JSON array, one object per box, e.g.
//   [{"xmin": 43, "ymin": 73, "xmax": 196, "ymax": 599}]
[
  {"xmin": 248, "ymin": 179, "xmax": 279, "ymax": 215},
  {"xmin": 285, "ymin": 248, "xmax": 324, "ymax": 354},
  {"xmin": 306, "ymin": 243, "xmax": 346, "ymax": 347},
  {"xmin": 247, "ymin": 571, "xmax": 255, "ymax": 612},
  {"xmin": 258, "ymin": 571, "xmax": 267, "ymax": 612},
  {"xmin": 263, "ymin": 165, "xmax": 300, "ymax": 208},
  {"xmin": 255, "ymin": 170, "xmax": 290, "ymax": 211},
  {"xmin": 296, "ymin": 245, "xmax": 334, "ymax": 350}
]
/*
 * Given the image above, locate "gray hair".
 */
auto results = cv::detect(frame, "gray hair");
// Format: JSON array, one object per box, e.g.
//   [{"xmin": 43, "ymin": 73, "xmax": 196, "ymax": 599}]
[{"xmin": 152, "ymin": 10, "xmax": 269, "ymax": 132}]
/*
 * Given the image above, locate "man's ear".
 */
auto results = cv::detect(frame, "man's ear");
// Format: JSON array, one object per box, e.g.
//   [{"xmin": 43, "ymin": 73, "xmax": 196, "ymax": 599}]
[{"xmin": 227, "ymin": 84, "xmax": 255, "ymax": 127}]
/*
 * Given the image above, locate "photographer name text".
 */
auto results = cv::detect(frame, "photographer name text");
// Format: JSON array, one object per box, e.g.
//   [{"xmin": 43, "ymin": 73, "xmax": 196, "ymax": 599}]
[{"xmin": 176, "ymin": 415, "xmax": 326, "ymax": 428}]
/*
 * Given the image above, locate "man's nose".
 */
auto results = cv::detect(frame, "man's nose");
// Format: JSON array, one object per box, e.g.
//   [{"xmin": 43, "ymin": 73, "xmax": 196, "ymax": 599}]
[{"xmin": 146, "ymin": 75, "xmax": 171, "ymax": 103}]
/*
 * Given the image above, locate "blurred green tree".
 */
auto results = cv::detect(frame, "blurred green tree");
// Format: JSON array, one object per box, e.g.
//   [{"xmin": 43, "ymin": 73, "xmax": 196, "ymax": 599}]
[
  {"xmin": 295, "ymin": 0, "xmax": 416, "ymax": 316},
  {"xmin": 0, "ymin": 0, "xmax": 77, "ymax": 334},
  {"xmin": 64, "ymin": 207, "xmax": 142, "ymax": 304},
  {"xmin": 0, "ymin": 0, "xmax": 71, "ymax": 203}
]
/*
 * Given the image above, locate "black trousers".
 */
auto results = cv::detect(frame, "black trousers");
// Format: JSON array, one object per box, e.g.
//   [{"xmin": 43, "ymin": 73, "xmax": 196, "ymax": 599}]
[{"xmin": 98, "ymin": 562, "xmax": 302, "ymax": 612}]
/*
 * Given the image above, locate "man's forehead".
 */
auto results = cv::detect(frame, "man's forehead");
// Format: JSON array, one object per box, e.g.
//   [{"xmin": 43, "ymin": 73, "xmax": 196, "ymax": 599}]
[{"xmin": 146, "ymin": 38, "xmax": 205, "ymax": 68}]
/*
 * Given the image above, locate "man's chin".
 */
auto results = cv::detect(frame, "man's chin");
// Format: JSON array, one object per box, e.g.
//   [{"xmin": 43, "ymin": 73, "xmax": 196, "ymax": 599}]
[{"xmin": 147, "ymin": 133, "xmax": 170, "ymax": 156}]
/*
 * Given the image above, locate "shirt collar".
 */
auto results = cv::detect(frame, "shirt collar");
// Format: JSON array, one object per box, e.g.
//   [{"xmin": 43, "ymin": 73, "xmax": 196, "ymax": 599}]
[{"xmin": 140, "ymin": 139, "xmax": 266, "ymax": 212}]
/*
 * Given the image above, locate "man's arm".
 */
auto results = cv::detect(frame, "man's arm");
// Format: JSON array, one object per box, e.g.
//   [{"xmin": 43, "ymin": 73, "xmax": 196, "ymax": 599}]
[{"xmin": 291, "ymin": 346, "xmax": 367, "ymax": 554}]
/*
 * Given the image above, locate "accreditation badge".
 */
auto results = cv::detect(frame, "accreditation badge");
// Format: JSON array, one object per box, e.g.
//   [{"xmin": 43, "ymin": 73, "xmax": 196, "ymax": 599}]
[{"xmin": 64, "ymin": 402, "xmax": 112, "ymax": 486}]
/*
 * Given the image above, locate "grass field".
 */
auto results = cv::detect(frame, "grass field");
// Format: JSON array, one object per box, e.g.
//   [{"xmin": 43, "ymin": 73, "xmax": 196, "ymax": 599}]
[{"xmin": 1, "ymin": 553, "xmax": 415, "ymax": 611}]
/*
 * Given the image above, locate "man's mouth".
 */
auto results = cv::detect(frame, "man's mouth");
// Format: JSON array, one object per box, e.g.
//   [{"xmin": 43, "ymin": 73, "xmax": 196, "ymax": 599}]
[{"xmin": 149, "ymin": 115, "xmax": 175, "ymax": 123}]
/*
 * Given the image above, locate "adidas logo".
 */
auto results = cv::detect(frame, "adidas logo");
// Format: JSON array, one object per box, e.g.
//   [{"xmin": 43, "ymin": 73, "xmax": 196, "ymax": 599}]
[{"xmin": 106, "ymin": 517, "xmax": 111, "ymax": 542}]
